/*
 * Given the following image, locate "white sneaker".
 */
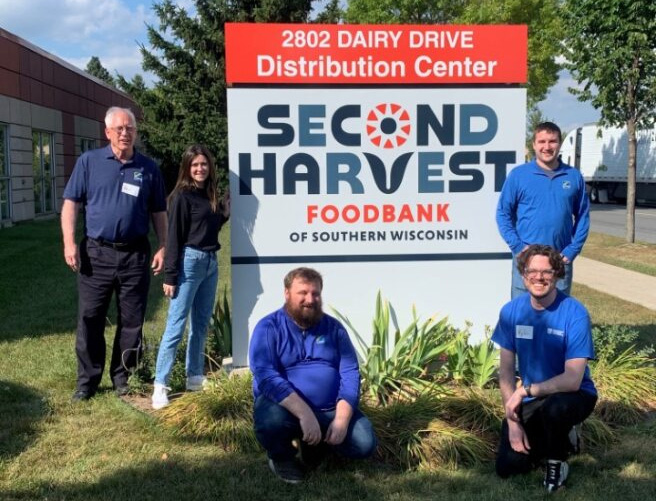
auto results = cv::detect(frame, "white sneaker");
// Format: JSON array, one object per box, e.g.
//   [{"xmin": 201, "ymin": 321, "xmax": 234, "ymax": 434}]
[
  {"xmin": 151, "ymin": 383, "xmax": 171, "ymax": 410},
  {"xmin": 544, "ymin": 459, "xmax": 569, "ymax": 493},
  {"xmin": 186, "ymin": 375, "xmax": 208, "ymax": 391}
]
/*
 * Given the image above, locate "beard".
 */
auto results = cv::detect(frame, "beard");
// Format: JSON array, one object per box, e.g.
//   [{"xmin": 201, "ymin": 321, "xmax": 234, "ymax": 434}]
[{"xmin": 285, "ymin": 300, "xmax": 323, "ymax": 329}]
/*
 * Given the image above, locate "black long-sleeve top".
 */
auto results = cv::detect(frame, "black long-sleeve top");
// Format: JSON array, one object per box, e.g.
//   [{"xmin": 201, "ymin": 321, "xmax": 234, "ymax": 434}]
[{"xmin": 164, "ymin": 188, "xmax": 229, "ymax": 285}]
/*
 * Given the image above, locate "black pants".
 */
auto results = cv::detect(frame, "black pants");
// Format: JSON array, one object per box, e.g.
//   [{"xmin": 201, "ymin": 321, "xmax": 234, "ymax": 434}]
[
  {"xmin": 75, "ymin": 237, "xmax": 150, "ymax": 392},
  {"xmin": 496, "ymin": 390, "xmax": 597, "ymax": 478}
]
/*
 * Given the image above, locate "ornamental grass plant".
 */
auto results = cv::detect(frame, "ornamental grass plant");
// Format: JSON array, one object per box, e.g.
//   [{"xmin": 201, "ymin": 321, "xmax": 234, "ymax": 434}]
[{"xmin": 157, "ymin": 371, "xmax": 258, "ymax": 452}]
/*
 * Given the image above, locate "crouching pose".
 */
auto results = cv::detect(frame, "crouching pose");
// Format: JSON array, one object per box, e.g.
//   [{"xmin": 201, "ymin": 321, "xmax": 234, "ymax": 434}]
[
  {"xmin": 492, "ymin": 245, "xmax": 597, "ymax": 493},
  {"xmin": 249, "ymin": 267, "xmax": 377, "ymax": 483}
]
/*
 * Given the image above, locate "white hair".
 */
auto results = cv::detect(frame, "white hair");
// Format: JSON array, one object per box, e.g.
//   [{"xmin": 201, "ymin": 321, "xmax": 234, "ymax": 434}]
[{"xmin": 105, "ymin": 106, "xmax": 137, "ymax": 127}]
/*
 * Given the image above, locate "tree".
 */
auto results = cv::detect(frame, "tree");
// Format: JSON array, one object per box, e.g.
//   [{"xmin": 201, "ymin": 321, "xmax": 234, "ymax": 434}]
[
  {"xmin": 344, "ymin": 0, "xmax": 466, "ymax": 24},
  {"xmin": 118, "ymin": 0, "xmax": 318, "ymax": 190},
  {"xmin": 562, "ymin": 0, "xmax": 656, "ymax": 243},
  {"xmin": 85, "ymin": 56, "xmax": 115, "ymax": 87},
  {"xmin": 345, "ymin": 0, "xmax": 562, "ymax": 108},
  {"xmin": 313, "ymin": 0, "xmax": 343, "ymax": 23}
]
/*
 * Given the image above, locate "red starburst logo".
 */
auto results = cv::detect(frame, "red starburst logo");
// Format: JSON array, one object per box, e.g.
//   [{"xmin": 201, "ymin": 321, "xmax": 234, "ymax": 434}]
[{"xmin": 366, "ymin": 103, "xmax": 411, "ymax": 149}]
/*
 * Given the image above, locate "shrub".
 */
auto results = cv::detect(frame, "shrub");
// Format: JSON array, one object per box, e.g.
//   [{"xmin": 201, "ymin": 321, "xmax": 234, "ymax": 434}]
[
  {"xmin": 444, "ymin": 330, "xmax": 499, "ymax": 389},
  {"xmin": 591, "ymin": 346, "xmax": 656, "ymax": 425},
  {"xmin": 364, "ymin": 393, "xmax": 495, "ymax": 470},
  {"xmin": 333, "ymin": 292, "xmax": 457, "ymax": 405},
  {"xmin": 157, "ymin": 371, "xmax": 258, "ymax": 452}
]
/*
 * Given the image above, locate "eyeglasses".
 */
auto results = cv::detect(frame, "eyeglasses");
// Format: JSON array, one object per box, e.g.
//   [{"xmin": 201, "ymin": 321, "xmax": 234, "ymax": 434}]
[
  {"xmin": 110, "ymin": 126, "xmax": 136, "ymax": 135},
  {"xmin": 523, "ymin": 268, "xmax": 556, "ymax": 279}
]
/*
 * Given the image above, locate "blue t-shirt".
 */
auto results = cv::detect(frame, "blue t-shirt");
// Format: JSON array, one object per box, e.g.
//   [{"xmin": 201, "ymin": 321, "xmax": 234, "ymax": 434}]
[
  {"xmin": 62, "ymin": 145, "xmax": 167, "ymax": 242},
  {"xmin": 492, "ymin": 291, "xmax": 597, "ymax": 396},
  {"xmin": 249, "ymin": 308, "xmax": 361, "ymax": 411},
  {"xmin": 496, "ymin": 160, "xmax": 590, "ymax": 261}
]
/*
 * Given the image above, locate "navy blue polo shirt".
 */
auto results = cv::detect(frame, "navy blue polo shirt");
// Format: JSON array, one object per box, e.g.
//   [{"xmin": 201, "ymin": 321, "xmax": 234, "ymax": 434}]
[{"xmin": 63, "ymin": 145, "xmax": 167, "ymax": 242}]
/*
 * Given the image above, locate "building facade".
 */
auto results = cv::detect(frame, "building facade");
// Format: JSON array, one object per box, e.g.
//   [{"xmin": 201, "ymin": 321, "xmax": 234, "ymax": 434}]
[{"xmin": 0, "ymin": 28, "xmax": 137, "ymax": 226}]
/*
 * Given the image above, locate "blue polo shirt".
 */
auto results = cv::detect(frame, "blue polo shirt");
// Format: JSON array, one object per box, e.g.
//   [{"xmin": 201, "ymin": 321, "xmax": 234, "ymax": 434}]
[
  {"xmin": 249, "ymin": 308, "xmax": 361, "ymax": 411},
  {"xmin": 496, "ymin": 159, "xmax": 590, "ymax": 261},
  {"xmin": 63, "ymin": 145, "xmax": 167, "ymax": 242}
]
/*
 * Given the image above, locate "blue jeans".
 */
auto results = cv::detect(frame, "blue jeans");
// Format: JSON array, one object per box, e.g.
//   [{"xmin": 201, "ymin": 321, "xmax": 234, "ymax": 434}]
[
  {"xmin": 155, "ymin": 247, "xmax": 218, "ymax": 384},
  {"xmin": 253, "ymin": 395, "xmax": 377, "ymax": 461},
  {"xmin": 511, "ymin": 255, "xmax": 573, "ymax": 299}
]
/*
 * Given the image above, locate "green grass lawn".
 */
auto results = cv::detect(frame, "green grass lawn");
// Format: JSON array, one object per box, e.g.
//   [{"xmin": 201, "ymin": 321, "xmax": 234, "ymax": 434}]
[{"xmin": 1, "ymin": 219, "xmax": 655, "ymax": 500}]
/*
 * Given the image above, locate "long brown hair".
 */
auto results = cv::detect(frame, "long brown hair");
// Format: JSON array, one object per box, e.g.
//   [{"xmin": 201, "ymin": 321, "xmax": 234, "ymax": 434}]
[{"xmin": 169, "ymin": 144, "xmax": 219, "ymax": 212}]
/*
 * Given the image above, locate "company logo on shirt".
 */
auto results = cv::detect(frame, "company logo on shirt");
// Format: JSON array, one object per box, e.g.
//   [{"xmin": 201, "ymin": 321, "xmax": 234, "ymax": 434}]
[
  {"xmin": 562, "ymin": 180, "xmax": 571, "ymax": 190},
  {"xmin": 547, "ymin": 327, "xmax": 564, "ymax": 337},
  {"xmin": 133, "ymin": 172, "xmax": 143, "ymax": 182},
  {"xmin": 316, "ymin": 335, "xmax": 326, "ymax": 344}
]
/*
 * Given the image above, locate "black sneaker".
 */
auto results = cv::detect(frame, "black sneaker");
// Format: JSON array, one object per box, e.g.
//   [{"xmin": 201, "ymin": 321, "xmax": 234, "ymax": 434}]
[
  {"xmin": 71, "ymin": 389, "xmax": 93, "ymax": 402},
  {"xmin": 297, "ymin": 440, "xmax": 328, "ymax": 470},
  {"xmin": 267, "ymin": 458, "xmax": 304, "ymax": 484},
  {"xmin": 544, "ymin": 459, "xmax": 569, "ymax": 493}
]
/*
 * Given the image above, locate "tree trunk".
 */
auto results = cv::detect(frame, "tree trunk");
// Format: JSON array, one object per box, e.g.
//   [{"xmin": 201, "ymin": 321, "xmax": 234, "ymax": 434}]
[{"xmin": 626, "ymin": 118, "xmax": 636, "ymax": 243}]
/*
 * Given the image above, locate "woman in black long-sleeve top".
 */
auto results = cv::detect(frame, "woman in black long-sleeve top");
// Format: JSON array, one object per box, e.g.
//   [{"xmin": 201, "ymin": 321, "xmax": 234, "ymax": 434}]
[{"xmin": 152, "ymin": 144, "xmax": 229, "ymax": 409}]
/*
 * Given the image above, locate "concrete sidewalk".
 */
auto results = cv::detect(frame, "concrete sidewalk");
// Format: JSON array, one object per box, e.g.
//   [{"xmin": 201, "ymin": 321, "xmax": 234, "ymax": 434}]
[{"xmin": 574, "ymin": 256, "xmax": 656, "ymax": 311}]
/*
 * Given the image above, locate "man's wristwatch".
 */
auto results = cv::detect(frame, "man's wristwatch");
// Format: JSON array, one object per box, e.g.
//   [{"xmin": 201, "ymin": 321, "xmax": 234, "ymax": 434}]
[{"xmin": 524, "ymin": 383, "xmax": 532, "ymax": 397}]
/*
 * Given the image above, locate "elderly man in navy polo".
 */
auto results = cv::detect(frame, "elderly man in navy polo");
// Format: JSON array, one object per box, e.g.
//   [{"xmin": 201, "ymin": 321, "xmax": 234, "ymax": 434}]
[{"xmin": 61, "ymin": 106, "xmax": 167, "ymax": 401}]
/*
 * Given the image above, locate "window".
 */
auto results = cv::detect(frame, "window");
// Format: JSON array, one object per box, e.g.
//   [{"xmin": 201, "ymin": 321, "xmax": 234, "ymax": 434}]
[
  {"xmin": 0, "ymin": 124, "xmax": 9, "ymax": 220},
  {"xmin": 80, "ymin": 137, "xmax": 96, "ymax": 153},
  {"xmin": 33, "ymin": 131, "xmax": 55, "ymax": 215}
]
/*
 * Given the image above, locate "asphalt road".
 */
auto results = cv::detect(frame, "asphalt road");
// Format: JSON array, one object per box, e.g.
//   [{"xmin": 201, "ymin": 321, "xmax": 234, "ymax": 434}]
[{"xmin": 589, "ymin": 204, "xmax": 656, "ymax": 243}]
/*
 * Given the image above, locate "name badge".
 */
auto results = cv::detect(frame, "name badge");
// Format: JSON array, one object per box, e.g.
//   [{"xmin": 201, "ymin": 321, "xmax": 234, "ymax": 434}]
[
  {"xmin": 122, "ymin": 183, "xmax": 140, "ymax": 197},
  {"xmin": 516, "ymin": 325, "xmax": 533, "ymax": 340}
]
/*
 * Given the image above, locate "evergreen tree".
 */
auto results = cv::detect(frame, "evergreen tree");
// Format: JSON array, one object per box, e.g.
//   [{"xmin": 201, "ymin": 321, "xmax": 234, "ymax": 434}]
[
  {"xmin": 118, "ymin": 0, "xmax": 317, "ymax": 190},
  {"xmin": 85, "ymin": 56, "xmax": 115, "ymax": 87}
]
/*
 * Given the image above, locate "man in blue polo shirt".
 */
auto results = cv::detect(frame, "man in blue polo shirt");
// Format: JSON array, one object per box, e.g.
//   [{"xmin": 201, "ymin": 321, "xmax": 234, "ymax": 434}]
[
  {"xmin": 492, "ymin": 244, "xmax": 597, "ymax": 493},
  {"xmin": 496, "ymin": 121, "xmax": 590, "ymax": 298},
  {"xmin": 249, "ymin": 267, "xmax": 376, "ymax": 484},
  {"xmin": 61, "ymin": 106, "xmax": 167, "ymax": 401}
]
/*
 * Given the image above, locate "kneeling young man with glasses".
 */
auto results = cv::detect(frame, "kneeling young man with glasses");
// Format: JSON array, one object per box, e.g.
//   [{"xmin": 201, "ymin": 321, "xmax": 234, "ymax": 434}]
[{"xmin": 492, "ymin": 244, "xmax": 597, "ymax": 493}]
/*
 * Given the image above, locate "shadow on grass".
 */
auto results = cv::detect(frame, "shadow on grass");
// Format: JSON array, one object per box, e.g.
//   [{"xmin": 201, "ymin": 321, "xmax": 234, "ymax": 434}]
[
  {"xmin": 0, "ymin": 219, "xmax": 165, "ymax": 343},
  {"xmin": 0, "ymin": 380, "xmax": 49, "ymax": 463},
  {"xmin": 4, "ymin": 449, "xmax": 655, "ymax": 501}
]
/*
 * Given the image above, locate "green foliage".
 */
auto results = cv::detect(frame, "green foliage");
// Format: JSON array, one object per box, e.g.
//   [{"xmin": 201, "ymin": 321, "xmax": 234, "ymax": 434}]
[
  {"xmin": 592, "ymin": 324, "xmax": 655, "ymax": 361},
  {"xmin": 364, "ymin": 393, "xmax": 495, "ymax": 470},
  {"xmin": 580, "ymin": 414, "xmax": 616, "ymax": 449},
  {"xmin": 85, "ymin": 56, "xmax": 116, "ymax": 87},
  {"xmin": 313, "ymin": 0, "xmax": 343, "ymax": 22},
  {"xmin": 444, "ymin": 331, "xmax": 499, "ymax": 389},
  {"xmin": 562, "ymin": 0, "xmax": 656, "ymax": 129},
  {"xmin": 591, "ymin": 346, "xmax": 656, "ymax": 426},
  {"xmin": 207, "ymin": 287, "xmax": 232, "ymax": 369},
  {"xmin": 345, "ymin": 0, "xmax": 562, "ymax": 106},
  {"xmin": 437, "ymin": 388, "xmax": 503, "ymax": 433},
  {"xmin": 117, "ymin": 0, "xmax": 321, "ymax": 190},
  {"xmin": 333, "ymin": 293, "xmax": 457, "ymax": 405},
  {"xmin": 157, "ymin": 371, "xmax": 259, "ymax": 452},
  {"xmin": 345, "ymin": 0, "xmax": 466, "ymax": 23},
  {"xmin": 129, "ymin": 334, "xmax": 188, "ymax": 393},
  {"xmin": 563, "ymin": 0, "xmax": 656, "ymax": 241}
]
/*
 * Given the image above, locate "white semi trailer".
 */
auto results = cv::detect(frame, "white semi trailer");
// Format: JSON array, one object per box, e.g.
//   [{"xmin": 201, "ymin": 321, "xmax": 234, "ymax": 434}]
[{"xmin": 560, "ymin": 124, "xmax": 656, "ymax": 205}]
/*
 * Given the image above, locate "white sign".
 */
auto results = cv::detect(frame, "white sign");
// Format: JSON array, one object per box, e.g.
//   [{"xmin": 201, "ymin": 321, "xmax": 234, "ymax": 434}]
[{"xmin": 227, "ymin": 87, "xmax": 525, "ymax": 365}]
